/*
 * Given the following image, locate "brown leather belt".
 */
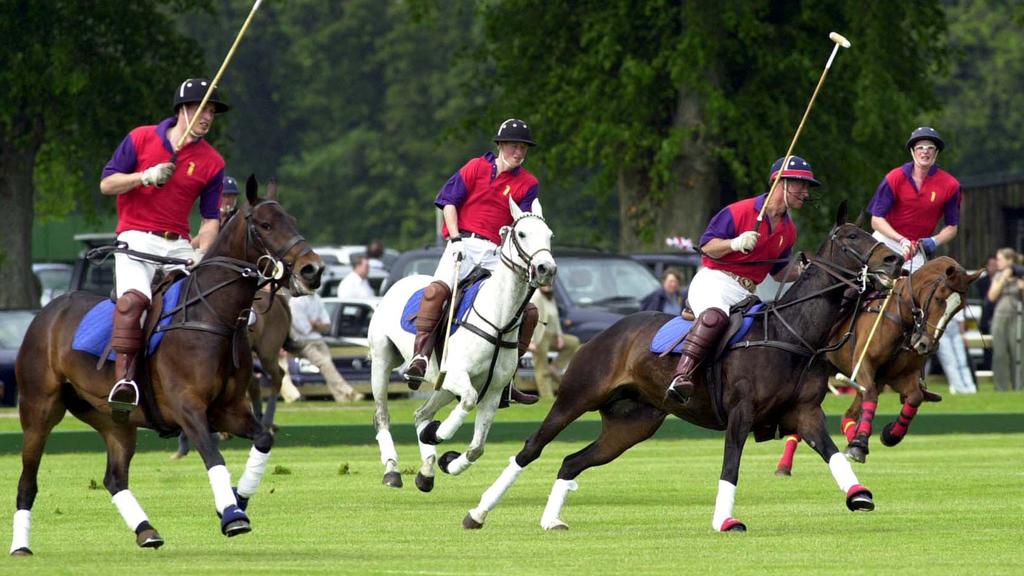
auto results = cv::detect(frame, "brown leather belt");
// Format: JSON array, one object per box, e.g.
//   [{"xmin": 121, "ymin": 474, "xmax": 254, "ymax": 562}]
[
  {"xmin": 722, "ymin": 270, "xmax": 757, "ymax": 293},
  {"xmin": 143, "ymin": 230, "xmax": 183, "ymax": 241}
]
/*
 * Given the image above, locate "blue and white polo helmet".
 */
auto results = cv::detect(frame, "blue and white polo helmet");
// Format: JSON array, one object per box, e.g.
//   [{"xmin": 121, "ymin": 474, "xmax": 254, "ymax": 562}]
[{"xmin": 768, "ymin": 155, "xmax": 821, "ymax": 187}]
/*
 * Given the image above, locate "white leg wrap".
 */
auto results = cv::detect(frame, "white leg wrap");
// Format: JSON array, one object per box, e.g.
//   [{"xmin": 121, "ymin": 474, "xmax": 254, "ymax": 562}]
[
  {"xmin": 112, "ymin": 490, "xmax": 149, "ymax": 531},
  {"xmin": 711, "ymin": 480, "xmax": 737, "ymax": 531},
  {"xmin": 207, "ymin": 465, "xmax": 237, "ymax": 514},
  {"xmin": 9, "ymin": 509, "xmax": 31, "ymax": 554},
  {"xmin": 447, "ymin": 453, "xmax": 473, "ymax": 476},
  {"xmin": 436, "ymin": 405, "xmax": 469, "ymax": 440},
  {"xmin": 237, "ymin": 447, "xmax": 271, "ymax": 498},
  {"xmin": 418, "ymin": 439, "xmax": 437, "ymax": 463},
  {"xmin": 540, "ymin": 478, "xmax": 577, "ymax": 529},
  {"xmin": 471, "ymin": 457, "xmax": 524, "ymax": 521},
  {"xmin": 376, "ymin": 429, "xmax": 399, "ymax": 466},
  {"xmin": 829, "ymin": 452, "xmax": 859, "ymax": 492}
]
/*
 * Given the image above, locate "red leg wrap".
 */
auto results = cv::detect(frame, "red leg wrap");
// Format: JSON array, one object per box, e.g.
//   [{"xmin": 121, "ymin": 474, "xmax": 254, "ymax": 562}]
[{"xmin": 856, "ymin": 401, "xmax": 877, "ymax": 438}]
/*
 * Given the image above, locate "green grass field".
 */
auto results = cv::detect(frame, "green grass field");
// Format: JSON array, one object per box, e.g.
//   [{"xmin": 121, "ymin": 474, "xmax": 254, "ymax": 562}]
[{"xmin": 0, "ymin": 387, "xmax": 1022, "ymax": 574}]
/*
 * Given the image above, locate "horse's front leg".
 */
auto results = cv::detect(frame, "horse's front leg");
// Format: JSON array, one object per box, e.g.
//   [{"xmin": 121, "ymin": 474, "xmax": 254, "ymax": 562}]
[
  {"xmin": 845, "ymin": 366, "xmax": 879, "ymax": 463},
  {"xmin": 417, "ymin": 369, "xmax": 476, "ymax": 446},
  {"xmin": 411, "ymin": 388, "xmax": 455, "ymax": 492},
  {"xmin": 881, "ymin": 376, "xmax": 924, "ymax": 447},
  {"xmin": 439, "ymin": 384, "xmax": 503, "ymax": 476},
  {"xmin": 179, "ymin": 405, "xmax": 251, "ymax": 537},
  {"xmin": 712, "ymin": 399, "xmax": 754, "ymax": 532},
  {"xmin": 796, "ymin": 405, "xmax": 875, "ymax": 513}
]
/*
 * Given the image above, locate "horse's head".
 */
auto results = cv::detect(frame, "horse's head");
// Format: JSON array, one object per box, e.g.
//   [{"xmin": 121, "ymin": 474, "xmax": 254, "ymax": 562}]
[
  {"xmin": 237, "ymin": 175, "xmax": 324, "ymax": 296},
  {"xmin": 499, "ymin": 198, "xmax": 556, "ymax": 287},
  {"xmin": 819, "ymin": 201, "xmax": 903, "ymax": 292},
  {"xmin": 906, "ymin": 256, "xmax": 983, "ymax": 355}
]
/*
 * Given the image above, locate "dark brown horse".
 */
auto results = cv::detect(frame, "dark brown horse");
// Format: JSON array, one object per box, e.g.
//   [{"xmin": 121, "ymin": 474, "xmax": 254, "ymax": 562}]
[
  {"xmin": 247, "ymin": 290, "xmax": 292, "ymax": 429},
  {"xmin": 461, "ymin": 203, "xmax": 903, "ymax": 533},
  {"xmin": 775, "ymin": 256, "xmax": 982, "ymax": 473},
  {"xmin": 10, "ymin": 176, "xmax": 322, "ymax": 555}
]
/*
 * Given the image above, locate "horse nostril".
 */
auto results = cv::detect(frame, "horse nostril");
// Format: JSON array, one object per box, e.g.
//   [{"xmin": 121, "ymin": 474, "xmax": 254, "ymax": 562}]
[
  {"xmin": 301, "ymin": 263, "xmax": 322, "ymax": 281},
  {"xmin": 537, "ymin": 264, "xmax": 548, "ymax": 276}
]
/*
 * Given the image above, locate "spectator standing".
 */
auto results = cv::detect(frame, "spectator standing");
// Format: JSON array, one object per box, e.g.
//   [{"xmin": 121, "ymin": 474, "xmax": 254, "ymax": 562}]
[
  {"xmin": 366, "ymin": 239, "xmax": 386, "ymax": 274},
  {"xmin": 641, "ymin": 268, "xmax": 687, "ymax": 315},
  {"xmin": 288, "ymin": 293, "xmax": 360, "ymax": 402},
  {"xmin": 975, "ymin": 255, "xmax": 998, "ymax": 371},
  {"xmin": 526, "ymin": 285, "xmax": 580, "ymax": 398},
  {"xmin": 935, "ymin": 308, "xmax": 977, "ymax": 394},
  {"xmin": 987, "ymin": 248, "xmax": 1024, "ymax": 391},
  {"xmin": 337, "ymin": 255, "xmax": 375, "ymax": 299}
]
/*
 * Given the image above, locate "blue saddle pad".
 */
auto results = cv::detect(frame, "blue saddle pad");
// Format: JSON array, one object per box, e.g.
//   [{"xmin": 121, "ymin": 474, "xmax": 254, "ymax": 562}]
[
  {"xmin": 71, "ymin": 279, "xmax": 186, "ymax": 361},
  {"xmin": 400, "ymin": 278, "xmax": 486, "ymax": 335},
  {"xmin": 650, "ymin": 303, "xmax": 765, "ymax": 355}
]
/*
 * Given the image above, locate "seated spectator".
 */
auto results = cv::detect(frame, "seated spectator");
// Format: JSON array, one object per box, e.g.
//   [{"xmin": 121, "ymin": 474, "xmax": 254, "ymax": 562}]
[
  {"xmin": 288, "ymin": 293, "xmax": 361, "ymax": 402},
  {"xmin": 641, "ymin": 268, "xmax": 686, "ymax": 315},
  {"xmin": 337, "ymin": 255, "xmax": 375, "ymax": 299}
]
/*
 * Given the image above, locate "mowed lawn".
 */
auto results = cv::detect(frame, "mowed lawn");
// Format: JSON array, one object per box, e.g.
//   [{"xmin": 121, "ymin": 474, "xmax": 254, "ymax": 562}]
[{"xmin": 0, "ymin": 422, "xmax": 1021, "ymax": 574}]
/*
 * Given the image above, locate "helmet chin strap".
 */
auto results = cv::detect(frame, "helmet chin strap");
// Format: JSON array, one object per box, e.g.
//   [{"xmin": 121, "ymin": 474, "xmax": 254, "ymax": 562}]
[
  {"xmin": 181, "ymin": 107, "xmax": 204, "ymax": 142},
  {"xmin": 783, "ymin": 180, "xmax": 790, "ymax": 212}
]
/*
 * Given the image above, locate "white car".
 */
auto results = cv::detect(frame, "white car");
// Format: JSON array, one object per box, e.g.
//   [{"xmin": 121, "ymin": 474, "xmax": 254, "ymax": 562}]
[{"xmin": 313, "ymin": 245, "xmax": 400, "ymax": 296}]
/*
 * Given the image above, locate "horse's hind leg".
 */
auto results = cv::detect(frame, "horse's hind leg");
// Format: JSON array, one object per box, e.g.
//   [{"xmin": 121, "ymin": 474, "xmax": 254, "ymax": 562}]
[
  {"xmin": 794, "ymin": 405, "xmax": 875, "ymax": 513},
  {"xmin": 10, "ymin": 374, "xmax": 66, "ymax": 556},
  {"xmin": 370, "ymin": 341, "xmax": 403, "ymax": 488},
  {"xmin": 464, "ymin": 390, "xmax": 594, "ymax": 529},
  {"xmin": 540, "ymin": 400, "xmax": 666, "ymax": 530}
]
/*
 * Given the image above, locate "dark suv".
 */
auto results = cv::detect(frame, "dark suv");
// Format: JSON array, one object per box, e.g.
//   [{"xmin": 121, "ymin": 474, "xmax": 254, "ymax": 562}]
[{"xmin": 383, "ymin": 245, "xmax": 661, "ymax": 343}]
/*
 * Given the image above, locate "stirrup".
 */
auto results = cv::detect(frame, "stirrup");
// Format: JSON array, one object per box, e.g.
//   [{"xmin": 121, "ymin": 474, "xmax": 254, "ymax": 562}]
[
  {"xmin": 666, "ymin": 375, "xmax": 693, "ymax": 405},
  {"xmin": 403, "ymin": 355, "xmax": 428, "ymax": 384},
  {"xmin": 108, "ymin": 378, "xmax": 140, "ymax": 414}
]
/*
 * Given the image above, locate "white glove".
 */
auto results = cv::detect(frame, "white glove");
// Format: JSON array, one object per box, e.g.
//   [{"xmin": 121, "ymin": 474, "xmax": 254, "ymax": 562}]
[
  {"xmin": 729, "ymin": 231, "xmax": 759, "ymax": 254},
  {"xmin": 140, "ymin": 162, "xmax": 175, "ymax": 187},
  {"xmin": 448, "ymin": 237, "xmax": 465, "ymax": 261},
  {"xmin": 188, "ymin": 249, "xmax": 205, "ymax": 270},
  {"xmin": 898, "ymin": 238, "xmax": 914, "ymax": 261}
]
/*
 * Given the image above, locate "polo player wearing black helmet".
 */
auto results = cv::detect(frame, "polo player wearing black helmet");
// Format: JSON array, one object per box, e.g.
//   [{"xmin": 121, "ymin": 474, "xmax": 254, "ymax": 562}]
[
  {"xmin": 868, "ymin": 126, "xmax": 961, "ymax": 271},
  {"xmin": 99, "ymin": 78, "xmax": 229, "ymax": 416},
  {"xmin": 403, "ymin": 118, "xmax": 542, "ymax": 407}
]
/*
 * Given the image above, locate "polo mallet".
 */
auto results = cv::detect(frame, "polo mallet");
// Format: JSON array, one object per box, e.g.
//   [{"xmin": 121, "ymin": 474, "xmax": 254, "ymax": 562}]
[
  {"xmin": 756, "ymin": 32, "xmax": 851, "ymax": 225},
  {"xmin": 835, "ymin": 281, "xmax": 896, "ymax": 393},
  {"xmin": 434, "ymin": 252, "xmax": 464, "ymax": 391},
  {"xmin": 173, "ymin": 0, "xmax": 264, "ymax": 153}
]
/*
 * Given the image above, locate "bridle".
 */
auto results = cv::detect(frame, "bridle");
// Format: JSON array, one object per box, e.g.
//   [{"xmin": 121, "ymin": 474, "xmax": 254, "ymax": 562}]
[
  {"xmin": 871, "ymin": 268, "xmax": 962, "ymax": 355},
  {"xmin": 498, "ymin": 212, "xmax": 554, "ymax": 288}
]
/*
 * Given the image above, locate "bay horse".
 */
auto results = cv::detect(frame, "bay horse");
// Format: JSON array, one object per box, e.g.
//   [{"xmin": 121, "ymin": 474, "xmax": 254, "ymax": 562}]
[
  {"xmin": 367, "ymin": 198, "xmax": 555, "ymax": 491},
  {"xmin": 775, "ymin": 256, "xmax": 981, "ymax": 474},
  {"xmin": 10, "ymin": 176, "xmax": 322, "ymax": 555},
  {"xmin": 462, "ymin": 202, "xmax": 903, "ymax": 532},
  {"xmin": 247, "ymin": 290, "xmax": 292, "ymax": 429}
]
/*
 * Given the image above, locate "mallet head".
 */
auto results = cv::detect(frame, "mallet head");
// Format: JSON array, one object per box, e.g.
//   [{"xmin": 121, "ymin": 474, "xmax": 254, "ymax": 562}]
[{"xmin": 829, "ymin": 32, "xmax": 851, "ymax": 48}]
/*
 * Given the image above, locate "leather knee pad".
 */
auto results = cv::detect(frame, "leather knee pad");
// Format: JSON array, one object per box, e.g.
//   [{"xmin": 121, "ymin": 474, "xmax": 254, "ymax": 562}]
[
  {"xmin": 518, "ymin": 303, "xmax": 539, "ymax": 356},
  {"xmin": 415, "ymin": 281, "xmax": 452, "ymax": 331},
  {"xmin": 112, "ymin": 289, "xmax": 150, "ymax": 353}
]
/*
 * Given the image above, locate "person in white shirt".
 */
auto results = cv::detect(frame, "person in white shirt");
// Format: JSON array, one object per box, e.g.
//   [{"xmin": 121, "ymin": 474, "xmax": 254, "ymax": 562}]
[
  {"xmin": 288, "ymin": 293, "xmax": 360, "ymax": 402},
  {"xmin": 336, "ymin": 255, "xmax": 375, "ymax": 299}
]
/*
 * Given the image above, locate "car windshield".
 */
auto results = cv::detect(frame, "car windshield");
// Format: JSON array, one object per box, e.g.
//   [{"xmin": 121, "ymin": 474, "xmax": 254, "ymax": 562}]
[
  {"xmin": 0, "ymin": 311, "xmax": 36, "ymax": 349},
  {"xmin": 558, "ymin": 257, "xmax": 660, "ymax": 306}
]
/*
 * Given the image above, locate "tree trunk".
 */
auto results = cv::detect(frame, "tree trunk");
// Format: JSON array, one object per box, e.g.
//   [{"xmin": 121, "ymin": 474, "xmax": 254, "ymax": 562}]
[
  {"xmin": 618, "ymin": 85, "xmax": 721, "ymax": 253},
  {"xmin": 0, "ymin": 137, "xmax": 40, "ymax": 309}
]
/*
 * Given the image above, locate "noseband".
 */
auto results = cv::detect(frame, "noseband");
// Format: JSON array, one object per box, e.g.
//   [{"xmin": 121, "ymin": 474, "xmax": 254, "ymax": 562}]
[{"xmin": 499, "ymin": 213, "xmax": 553, "ymax": 287}]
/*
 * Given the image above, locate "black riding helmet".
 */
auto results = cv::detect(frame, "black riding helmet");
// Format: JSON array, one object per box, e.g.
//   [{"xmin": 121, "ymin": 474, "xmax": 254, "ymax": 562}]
[
  {"xmin": 493, "ymin": 118, "xmax": 536, "ymax": 147},
  {"xmin": 906, "ymin": 126, "xmax": 944, "ymax": 151},
  {"xmin": 172, "ymin": 78, "xmax": 229, "ymax": 114},
  {"xmin": 222, "ymin": 175, "xmax": 239, "ymax": 195}
]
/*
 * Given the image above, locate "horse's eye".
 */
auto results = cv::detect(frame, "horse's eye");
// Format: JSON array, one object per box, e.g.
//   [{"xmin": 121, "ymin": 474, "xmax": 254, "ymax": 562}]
[
  {"xmin": 261, "ymin": 222, "xmax": 272, "ymax": 231},
  {"xmin": 517, "ymin": 231, "xmax": 526, "ymax": 239}
]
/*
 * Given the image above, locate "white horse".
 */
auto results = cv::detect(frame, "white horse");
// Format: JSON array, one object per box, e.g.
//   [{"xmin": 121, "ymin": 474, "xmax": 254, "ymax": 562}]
[{"xmin": 367, "ymin": 198, "xmax": 556, "ymax": 491}]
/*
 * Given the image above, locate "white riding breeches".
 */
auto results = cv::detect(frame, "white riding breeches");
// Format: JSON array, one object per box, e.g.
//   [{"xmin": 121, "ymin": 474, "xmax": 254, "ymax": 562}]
[
  {"xmin": 114, "ymin": 230, "xmax": 197, "ymax": 300},
  {"xmin": 432, "ymin": 236, "xmax": 499, "ymax": 288},
  {"xmin": 871, "ymin": 230, "xmax": 926, "ymax": 272},
  {"xmin": 687, "ymin": 268, "xmax": 756, "ymax": 317}
]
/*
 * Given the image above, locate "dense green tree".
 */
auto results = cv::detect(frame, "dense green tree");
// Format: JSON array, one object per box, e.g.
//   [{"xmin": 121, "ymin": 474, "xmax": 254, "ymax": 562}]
[
  {"xmin": 475, "ymin": 0, "xmax": 950, "ymax": 251},
  {"xmin": 0, "ymin": 1, "xmax": 208, "ymax": 308}
]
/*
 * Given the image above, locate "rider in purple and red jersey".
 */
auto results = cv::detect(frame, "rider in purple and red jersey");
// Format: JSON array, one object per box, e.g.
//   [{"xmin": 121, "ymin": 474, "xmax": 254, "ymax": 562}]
[
  {"xmin": 666, "ymin": 156, "xmax": 817, "ymax": 404},
  {"xmin": 403, "ymin": 119, "xmax": 542, "ymax": 406},
  {"xmin": 868, "ymin": 126, "xmax": 960, "ymax": 271},
  {"xmin": 99, "ymin": 78, "xmax": 228, "ymax": 416}
]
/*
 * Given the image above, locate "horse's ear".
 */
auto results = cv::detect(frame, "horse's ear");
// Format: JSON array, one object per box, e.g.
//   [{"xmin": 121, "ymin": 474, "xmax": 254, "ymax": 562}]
[
  {"xmin": 835, "ymin": 200, "xmax": 849, "ymax": 226},
  {"xmin": 499, "ymin": 225, "xmax": 512, "ymax": 242},
  {"xmin": 853, "ymin": 208, "xmax": 866, "ymax": 228},
  {"xmin": 267, "ymin": 177, "xmax": 278, "ymax": 201},
  {"xmin": 246, "ymin": 174, "xmax": 259, "ymax": 205},
  {"xmin": 967, "ymin": 268, "xmax": 984, "ymax": 284},
  {"xmin": 509, "ymin": 197, "xmax": 523, "ymax": 220},
  {"xmin": 531, "ymin": 198, "xmax": 544, "ymax": 219}
]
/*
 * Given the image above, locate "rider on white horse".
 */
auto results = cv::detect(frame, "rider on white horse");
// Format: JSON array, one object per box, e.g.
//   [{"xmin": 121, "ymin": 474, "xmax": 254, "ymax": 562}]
[{"xmin": 403, "ymin": 118, "xmax": 542, "ymax": 406}]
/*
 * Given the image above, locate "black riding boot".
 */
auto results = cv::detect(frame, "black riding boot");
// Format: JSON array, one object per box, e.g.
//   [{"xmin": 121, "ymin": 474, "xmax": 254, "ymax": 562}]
[{"xmin": 666, "ymin": 308, "xmax": 729, "ymax": 405}]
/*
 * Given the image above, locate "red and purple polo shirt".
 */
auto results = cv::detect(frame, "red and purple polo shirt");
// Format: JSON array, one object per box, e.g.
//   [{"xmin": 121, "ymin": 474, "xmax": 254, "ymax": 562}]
[
  {"xmin": 434, "ymin": 152, "xmax": 539, "ymax": 244},
  {"xmin": 102, "ymin": 117, "xmax": 224, "ymax": 239},
  {"xmin": 699, "ymin": 194, "xmax": 797, "ymax": 284},
  {"xmin": 867, "ymin": 162, "xmax": 960, "ymax": 241}
]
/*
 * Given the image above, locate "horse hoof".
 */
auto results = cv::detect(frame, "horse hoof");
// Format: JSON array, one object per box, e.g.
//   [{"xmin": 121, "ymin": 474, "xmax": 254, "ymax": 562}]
[
  {"xmin": 720, "ymin": 517, "xmax": 747, "ymax": 532},
  {"xmin": 383, "ymin": 471, "xmax": 403, "ymax": 488},
  {"xmin": 135, "ymin": 521, "xmax": 164, "ymax": 548},
  {"xmin": 438, "ymin": 451, "xmax": 460, "ymax": 475},
  {"xmin": 415, "ymin": 472, "xmax": 435, "ymax": 493},
  {"xmin": 419, "ymin": 420, "xmax": 443, "ymax": 445},
  {"xmin": 463, "ymin": 513, "xmax": 484, "ymax": 530},
  {"xmin": 232, "ymin": 487, "xmax": 249, "ymax": 512},
  {"xmin": 220, "ymin": 504, "xmax": 252, "ymax": 537},
  {"xmin": 880, "ymin": 422, "xmax": 904, "ymax": 447},
  {"xmin": 846, "ymin": 485, "xmax": 875, "ymax": 512},
  {"xmin": 844, "ymin": 443, "xmax": 868, "ymax": 463},
  {"xmin": 774, "ymin": 467, "xmax": 792, "ymax": 477},
  {"xmin": 10, "ymin": 547, "xmax": 32, "ymax": 557}
]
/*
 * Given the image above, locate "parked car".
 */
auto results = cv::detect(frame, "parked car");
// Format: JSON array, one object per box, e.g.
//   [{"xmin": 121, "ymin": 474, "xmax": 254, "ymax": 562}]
[
  {"xmin": 0, "ymin": 310, "xmax": 38, "ymax": 406},
  {"xmin": 629, "ymin": 251, "xmax": 702, "ymax": 286},
  {"xmin": 32, "ymin": 263, "xmax": 73, "ymax": 307},
  {"xmin": 69, "ymin": 233, "xmax": 117, "ymax": 297},
  {"xmin": 383, "ymin": 245, "xmax": 661, "ymax": 343}
]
